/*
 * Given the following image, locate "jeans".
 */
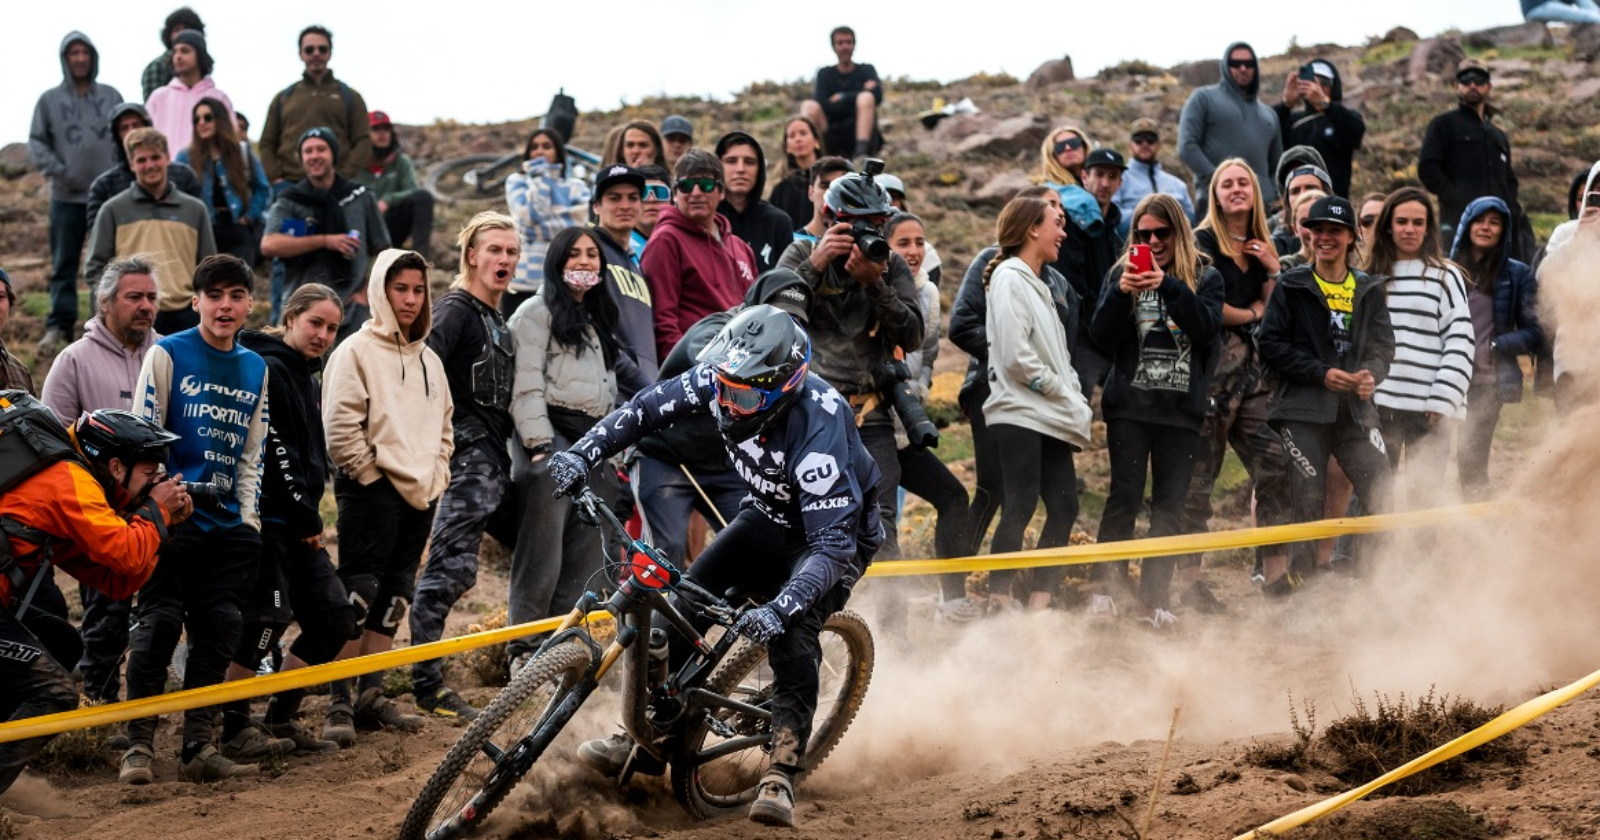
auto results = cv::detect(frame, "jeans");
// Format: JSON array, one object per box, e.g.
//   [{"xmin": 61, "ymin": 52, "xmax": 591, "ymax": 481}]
[
  {"xmin": 0, "ymin": 606, "xmax": 80, "ymax": 795},
  {"xmin": 630, "ymin": 456, "xmax": 747, "ymax": 569},
  {"xmin": 987, "ymin": 422, "xmax": 1080, "ymax": 598},
  {"xmin": 1456, "ymin": 382, "xmax": 1503, "ymax": 501},
  {"xmin": 1378, "ymin": 406, "xmax": 1454, "ymax": 511},
  {"xmin": 1094, "ymin": 420, "xmax": 1200, "ymax": 611},
  {"xmin": 47, "ymin": 200, "xmax": 90, "ymax": 333}
]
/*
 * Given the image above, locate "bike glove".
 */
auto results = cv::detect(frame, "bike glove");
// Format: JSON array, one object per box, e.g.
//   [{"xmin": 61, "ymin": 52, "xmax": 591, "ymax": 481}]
[
  {"xmin": 548, "ymin": 451, "xmax": 589, "ymax": 498},
  {"xmin": 731, "ymin": 605, "xmax": 787, "ymax": 645}
]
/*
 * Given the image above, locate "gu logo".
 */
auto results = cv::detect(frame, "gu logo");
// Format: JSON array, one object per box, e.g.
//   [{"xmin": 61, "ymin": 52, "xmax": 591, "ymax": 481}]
[{"xmin": 795, "ymin": 452, "xmax": 839, "ymax": 495}]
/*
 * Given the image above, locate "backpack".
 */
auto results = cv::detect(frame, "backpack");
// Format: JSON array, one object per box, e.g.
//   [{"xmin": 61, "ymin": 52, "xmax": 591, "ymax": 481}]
[{"xmin": 0, "ymin": 391, "xmax": 82, "ymax": 613}]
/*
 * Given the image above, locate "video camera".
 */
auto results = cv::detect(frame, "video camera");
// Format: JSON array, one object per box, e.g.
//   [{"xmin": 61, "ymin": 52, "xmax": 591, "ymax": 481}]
[{"xmin": 873, "ymin": 358, "xmax": 939, "ymax": 449}]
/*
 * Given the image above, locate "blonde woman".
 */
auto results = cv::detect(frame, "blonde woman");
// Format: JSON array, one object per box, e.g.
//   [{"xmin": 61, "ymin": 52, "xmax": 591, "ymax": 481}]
[{"xmin": 1038, "ymin": 125, "xmax": 1092, "ymax": 188}]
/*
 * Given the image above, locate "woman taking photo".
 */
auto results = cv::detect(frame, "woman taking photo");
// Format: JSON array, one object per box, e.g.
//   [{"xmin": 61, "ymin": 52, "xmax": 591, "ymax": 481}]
[
  {"xmin": 982, "ymin": 196, "xmax": 1092, "ymax": 612},
  {"xmin": 504, "ymin": 128, "xmax": 592, "ymax": 316},
  {"xmin": 770, "ymin": 116, "xmax": 823, "ymax": 229},
  {"xmin": 1089, "ymin": 194, "xmax": 1224, "ymax": 627},
  {"xmin": 1185, "ymin": 158, "xmax": 1290, "ymax": 602},
  {"xmin": 1448, "ymin": 197, "xmax": 1542, "ymax": 498},
  {"xmin": 506, "ymin": 227, "xmax": 628, "ymax": 668},
  {"xmin": 1363, "ymin": 187, "xmax": 1474, "ymax": 501},
  {"xmin": 176, "ymin": 96, "xmax": 268, "ymax": 264},
  {"xmin": 1258, "ymin": 196, "xmax": 1393, "ymax": 593}
]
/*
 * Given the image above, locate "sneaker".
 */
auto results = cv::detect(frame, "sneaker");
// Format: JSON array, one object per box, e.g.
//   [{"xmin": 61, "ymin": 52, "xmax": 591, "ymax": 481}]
[
  {"xmin": 323, "ymin": 700, "xmax": 357, "ymax": 749},
  {"xmin": 355, "ymin": 687, "xmax": 425, "ymax": 732},
  {"xmin": 181, "ymin": 744, "xmax": 259, "ymax": 782},
  {"xmin": 265, "ymin": 720, "xmax": 341, "ymax": 754},
  {"xmin": 1182, "ymin": 580, "xmax": 1228, "ymax": 615},
  {"xmin": 1262, "ymin": 573, "xmax": 1301, "ymax": 600},
  {"xmin": 937, "ymin": 596, "xmax": 987, "ymax": 624},
  {"xmin": 1089, "ymin": 594, "xmax": 1118, "ymax": 621},
  {"xmin": 1136, "ymin": 608, "xmax": 1178, "ymax": 631},
  {"xmin": 119, "ymin": 744, "xmax": 155, "ymax": 785},
  {"xmin": 577, "ymin": 732, "xmax": 635, "ymax": 778},
  {"xmin": 416, "ymin": 688, "xmax": 479, "ymax": 721},
  {"xmin": 748, "ymin": 770, "xmax": 796, "ymax": 827},
  {"xmin": 220, "ymin": 726, "xmax": 295, "ymax": 762}
]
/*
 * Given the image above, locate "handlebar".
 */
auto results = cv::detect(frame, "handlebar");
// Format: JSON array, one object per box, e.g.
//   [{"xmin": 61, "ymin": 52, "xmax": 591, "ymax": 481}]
[{"xmin": 570, "ymin": 489, "xmax": 738, "ymax": 627}]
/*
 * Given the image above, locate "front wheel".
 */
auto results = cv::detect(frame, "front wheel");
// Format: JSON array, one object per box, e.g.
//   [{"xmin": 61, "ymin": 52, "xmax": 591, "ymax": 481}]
[
  {"xmin": 398, "ymin": 641, "xmax": 593, "ymax": 840},
  {"xmin": 671, "ymin": 609, "xmax": 874, "ymax": 819}
]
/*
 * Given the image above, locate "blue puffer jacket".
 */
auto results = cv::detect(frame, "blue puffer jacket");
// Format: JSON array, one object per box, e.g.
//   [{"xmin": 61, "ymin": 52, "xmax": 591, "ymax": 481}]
[{"xmin": 1449, "ymin": 196, "xmax": 1544, "ymax": 402}]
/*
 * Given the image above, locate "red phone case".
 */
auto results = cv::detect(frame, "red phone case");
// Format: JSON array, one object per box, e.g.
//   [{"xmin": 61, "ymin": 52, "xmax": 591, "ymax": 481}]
[{"xmin": 1129, "ymin": 245, "xmax": 1153, "ymax": 274}]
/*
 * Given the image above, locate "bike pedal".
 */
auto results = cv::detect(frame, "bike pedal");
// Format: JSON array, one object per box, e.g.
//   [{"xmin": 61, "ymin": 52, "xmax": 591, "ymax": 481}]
[{"xmin": 618, "ymin": 744, "xmax": 667, "ymax": 784}]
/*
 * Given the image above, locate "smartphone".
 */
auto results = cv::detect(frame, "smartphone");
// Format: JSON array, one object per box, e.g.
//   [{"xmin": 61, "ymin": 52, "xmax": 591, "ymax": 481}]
[
  {"xmin": 1129, "ymin": 244, "xmax": 1154, "ymax": 274},
  {"xmin": 1298, "ymin": 64, "xmax": 1316, "ymax": 83}
]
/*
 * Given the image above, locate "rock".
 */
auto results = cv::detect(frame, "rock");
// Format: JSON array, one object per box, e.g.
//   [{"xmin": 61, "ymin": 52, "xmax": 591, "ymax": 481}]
[
  {"xmin": 1553, "ymin": 61, "xmax": 1591, "ymax": 80},
  {"xmin": 1465, "ymin": 21, "xmax": 1554, "ymax": 52},
  {"xmin": 1381, "ymin": 26, "xmax": 1420, "ymax": 43},
  {"xmin": 1489, "ymin": 58, "xmax": 1534, "ymax": 76},
  {"xmin": 1025, "ymin": 54, "xmax": 1075, "ymax": 91},
  {"xmin": 0, "ymin": 143, "xmax": 31, "ymax": 180},
  {"xmin": 1173, "ymin": 59, "xmax": 1217, "ymax": 89},
  {"xmin": 971, "ymin": 169, "xmax": 1036, "ymax": 206},
  {"xmin": 1284, "ymin": 775, "xmax": 1310, "ymax": 792},
  {"xmin": 1573, "ymin": 24, "xmax": 1600, "ymax": 63},
  {"xmin": 1408, "ymin": 37, "xmax": 1466, "ymax": 81},
  {"xmin": 950, "ymin": 114, "xmax": 1051, "ymax": 159},
  {"xmin": 1571, "ymin": 77, "xmax": 1600, "ymax": 102}
]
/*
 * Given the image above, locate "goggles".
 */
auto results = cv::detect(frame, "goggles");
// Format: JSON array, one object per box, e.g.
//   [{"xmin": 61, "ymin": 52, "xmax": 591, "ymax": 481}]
[
  {"xmin": 643, "ymin": 184, "xmax": 671, "ymax": 202},
  {"xmin": 714, "ymin": 352, "xmax": 810, "ymax": 417}
]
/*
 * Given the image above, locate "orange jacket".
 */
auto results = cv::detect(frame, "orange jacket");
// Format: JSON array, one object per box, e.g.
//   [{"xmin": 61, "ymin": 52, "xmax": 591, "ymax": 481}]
[{"xmin": 0, "ymin": 460, "xmax": 171, "ymax": 608}]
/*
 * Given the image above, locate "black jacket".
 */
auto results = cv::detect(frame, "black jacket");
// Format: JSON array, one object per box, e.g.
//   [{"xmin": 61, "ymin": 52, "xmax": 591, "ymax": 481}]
[
  {"xmin": 949, "ymin": 245, "xmax": 1080, "ymax": 407},
  {"xmin": 428, "ymin": 290, "xmax": 516, "ymax": 458},
  {"xmin": 1418, "ymin": 103, "xmax": 1520, "ymax": 232},
  {"xmin": 716, "ymin": 131, "xmax": 796, "ymax": 273},
  {"xmin": 1257, "ymin": 266, "xmax": 1394, "ymax": 427},
  {"xmin": 1053, "ymin": 201, "xmax": 1124, "ymax": 349},
  {"xmin": 1091, "ymin": 264, "xmax": 1225, "ymax": 432},
  {"xmin": 238, "ymin": 330, "xmax": 327, "ymax": 539},
  {"xmin": 1271, "ymin": 62, "xmax": 1365, "ymax": 198},
  {"xmin": 769, "ymin": 170, "xmax": 811, "ymax": 230}
]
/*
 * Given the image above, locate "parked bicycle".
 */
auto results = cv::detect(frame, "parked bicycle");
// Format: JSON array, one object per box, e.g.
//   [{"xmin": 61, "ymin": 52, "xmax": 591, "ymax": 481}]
[
  {"xmin": 398, "ymin": 488, "xmax": 875, "ymax": 840},
  {"xmin": 425, "ymin": 144, "xmax": 599, "ymax": 206}
]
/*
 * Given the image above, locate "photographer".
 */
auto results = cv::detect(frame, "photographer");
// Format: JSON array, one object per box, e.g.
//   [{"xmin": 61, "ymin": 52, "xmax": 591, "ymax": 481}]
[
  {"xmin": 777, "ymin": 162, "xmax": 923, "ymax": 564},
  {"xmin": 0, "ymin": 404, "xmax": 191, "ymax": 796}
]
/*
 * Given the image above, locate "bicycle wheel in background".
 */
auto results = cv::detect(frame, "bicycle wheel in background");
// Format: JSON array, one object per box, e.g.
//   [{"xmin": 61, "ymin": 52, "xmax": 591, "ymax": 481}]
[
  {"xmin": 671, "ymin": 609, "xmax": 875, "ymax": 819},
  {"xmin": 424, "ymin": 154, "xmax": 516, "ymax": 206},
  {"xmin": 398, "ymin": 641, "xmax": 593, "ymax": 840}
]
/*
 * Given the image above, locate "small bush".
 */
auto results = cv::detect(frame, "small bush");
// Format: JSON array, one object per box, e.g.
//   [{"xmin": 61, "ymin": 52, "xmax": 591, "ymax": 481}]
[
  {"xmin": 1099, "ymin": 60, "xmax": 1164, "ymax": 79},
  {"xmin": 449, "ymin": 608, "xmax": 511, "ymax": 689},
  {"xmin": 32, "ymin": 697, "xmax": 120, "ymax": 777},
  {"xmin": 1244, "ymin": 694, "xmax": 1318, "ymax": 771},
  {"xmin": 1320, "ymin": 688, "xmax": 1526, "ymax": 796}
]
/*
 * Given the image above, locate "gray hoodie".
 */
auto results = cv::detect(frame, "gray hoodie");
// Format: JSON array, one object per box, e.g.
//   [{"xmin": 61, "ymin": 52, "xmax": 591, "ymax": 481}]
[
  {"xmin": 28, "ymin": 32, "xmax": 124, "ymax": 203},
  {"xmin": 1177, "ymin": 42, "xmax": 1284, "ymax": 205}
]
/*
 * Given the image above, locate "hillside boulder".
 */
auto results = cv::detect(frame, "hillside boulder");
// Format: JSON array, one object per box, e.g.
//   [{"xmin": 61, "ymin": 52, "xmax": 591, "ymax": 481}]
[
  {"xmin": 1572, "ymin": 23, "xmax": 1600, "ymax": 63},
  {"xmin": 0, "ymin": 144, "xmax": 30, "ymax": 180},
  {"xmin": 1465, "ymin": 22, "xmax": 1553, "ymax": 52},
  {"xmin": 1173, "ymin": 59, "xmax": 1216, "ymax": 88},
  {"xmin": 970, "ymin": 169, "xmax": 1035, "ymax": 207},
  {"xmin": 1025, "ymin": 55, "xmax": 1075, "ymax": 91},
  {"xmin": 929, "ymin": 112, "xmax": 1051, "ymax": 160},
  {"xmin": 1408, "ymin": 37, "xmax": 1466, "ymax": 81}
]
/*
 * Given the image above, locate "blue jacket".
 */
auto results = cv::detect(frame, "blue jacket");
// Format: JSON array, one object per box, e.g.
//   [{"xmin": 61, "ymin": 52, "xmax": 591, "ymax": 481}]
[
  {"xmin": 1449, "ymin": 196, "xmax": 1544, "ymax": 402},
  {"xmin": 175, "ymin": 149, "xmax": 271, "ymax": 226}
]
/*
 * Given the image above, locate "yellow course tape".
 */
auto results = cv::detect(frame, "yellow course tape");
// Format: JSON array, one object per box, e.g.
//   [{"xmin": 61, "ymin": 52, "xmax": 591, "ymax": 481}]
[
  {"xmin": 1234, "ymin": 665, "xmax": 1600, "ymax": 838},
  {"xmin": 0, "ymin": 503, "xmax": 1500, "ymax": 745}
]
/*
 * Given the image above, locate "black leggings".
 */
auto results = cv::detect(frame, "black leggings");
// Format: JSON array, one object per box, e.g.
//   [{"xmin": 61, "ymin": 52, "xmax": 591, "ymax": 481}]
[
  {"xmin": 1093, "ymin": 419, "xmax": 1200, "ymax": 610},
  {"xmin": 987, "ymin": 423, "xmax": 1079, "ymax": 598},
  {"xmin": 897, "ymin": 444, "xmax": 973, "ymax": 601},
  {"xmin": 961, "ymin": 383, "xmax": 1002, "ymax": 554}
]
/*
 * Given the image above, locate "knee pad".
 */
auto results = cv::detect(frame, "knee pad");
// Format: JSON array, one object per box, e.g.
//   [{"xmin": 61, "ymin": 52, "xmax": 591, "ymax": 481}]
[
  {"xmin": 344, "ymin": 574, "xmax": 380, "ymax": 637},
  {"xmin": 232, "ymin": 621, "xmax": 285, "ymax": 671},
  {"xmin": 364, "ymin": 593, "xmax": 409, "ymax": 638}
]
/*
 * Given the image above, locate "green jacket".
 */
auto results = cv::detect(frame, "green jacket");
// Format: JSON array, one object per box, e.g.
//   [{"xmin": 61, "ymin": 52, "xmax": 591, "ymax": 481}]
[
  {"xmin": 355, "ymin": 151, "xmax": 419, "ymax": 205},
  {"xmin": 257, "ymin": 70, "xmax": 371, "ymax": 183}
]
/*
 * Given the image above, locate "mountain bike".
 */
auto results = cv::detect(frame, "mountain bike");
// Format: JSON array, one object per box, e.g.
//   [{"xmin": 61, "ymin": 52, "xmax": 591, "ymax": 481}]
[
  {"xmin": 424, "ymin": 145, "xmax": 599, "ymax": 205},
  {"xmin": 398, "ymin": 489, "xmax": 875, "ymax": 840}
]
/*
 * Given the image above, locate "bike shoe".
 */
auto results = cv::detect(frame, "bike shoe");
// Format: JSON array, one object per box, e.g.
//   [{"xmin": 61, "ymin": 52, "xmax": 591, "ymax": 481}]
[
  {"xmin": 181, "ymin": 744, "xmax": 259, "ymax": 782},
  {"xmin": 749, "ymin": 771, "xmax": 796, "ymax": 827},
  {"xmin": 577, "ymin": 732, "xmax": 635, "ymax": 778},
  {"xmin": 265, "ymin": 719, "xmax": 341, "ymax": 754},
  {"xmin": 119, "ymin": 744, "xmax": 155, "ymax": 786},
  {"xmin": 937, "ymin": 596, "xmax": 987, "ymax": 624},
  {"xmin": 220, "ymin": 727, "xmax": 295, "ymax": 762},
  {"xmin": 1183, "ymin": 580, "xmax": 1228, "ymax": 615},
  {"xmin": 416, "ymin": 687, "xmax": 480, "ymax": 721},
  {"xmin": 323, "ymin": 700, "xmax": 357, "ymax": 749},
  {"xmin": 355, "ymin": 687, "xmax": 425, "ymax": 732}
]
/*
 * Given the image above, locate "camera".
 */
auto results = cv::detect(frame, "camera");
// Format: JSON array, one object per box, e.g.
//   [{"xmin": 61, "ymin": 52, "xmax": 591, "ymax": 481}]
[
  {"xmin": 874, "ymin": 359, "xmax": 939, "ymax": 449},
  {"xmin": 181, "ymin": 480, "xmax": 225, "ymax": 510},
  {"xmin": 848, "ymin": 219, "xmax": 891, "ymax": 263}
]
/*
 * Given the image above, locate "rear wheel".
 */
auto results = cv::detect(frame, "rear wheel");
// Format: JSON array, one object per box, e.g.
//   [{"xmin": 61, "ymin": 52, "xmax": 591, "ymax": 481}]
[
  {"xmin": 398, "ymin": 641, "xmax": 592, "ymax": 840},
  {"xmin": 671, "ymin": 609, "xmax": 874, "ymax": 819},
  {"xmin": 424, "ymin": 154, "xmax": 516, "ymax": 205}
]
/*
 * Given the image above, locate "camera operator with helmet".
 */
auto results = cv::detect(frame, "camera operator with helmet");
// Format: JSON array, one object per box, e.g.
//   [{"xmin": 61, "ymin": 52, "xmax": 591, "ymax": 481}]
[
  {"xmin": 0, "ymin": 403, "xmax": 193, "ymax": 796},
  {"xmin": 777, "ymin": 160, "xmax": 923, "ymax": 572}
]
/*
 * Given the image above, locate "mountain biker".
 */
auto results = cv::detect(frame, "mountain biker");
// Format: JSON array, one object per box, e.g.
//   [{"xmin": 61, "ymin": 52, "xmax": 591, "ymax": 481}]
[
  {"xmin": 0, "ymin": 405, "xmax": 193, "ymax": 795},
  {"xmin": 547, "ymin": 304, "xmax": 884, "ymax": 828}
]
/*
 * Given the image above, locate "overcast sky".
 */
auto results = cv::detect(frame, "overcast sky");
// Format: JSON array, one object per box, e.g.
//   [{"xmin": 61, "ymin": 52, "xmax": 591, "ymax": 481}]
[{"xmin": 8, "ymin": 1, "xmax": 1520, "ymax": 147}]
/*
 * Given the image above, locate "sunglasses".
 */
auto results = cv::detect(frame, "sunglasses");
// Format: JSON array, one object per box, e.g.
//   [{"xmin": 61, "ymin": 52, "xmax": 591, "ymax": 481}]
[
  {"xmin": 1052, "ymin": 136, "xmax": 1085, "ymax": 156},
  {"xmin": 1132, "ymin": 226, "xmax": 1173, "ymax": 244},
  {"xmin": 714, "ymin": 359, "xmax": 808, "ymax": 417},
  {"xmin": 193, "ymin": 112, "xmax": 214, "ymax": 124},
  {"xmin": 1457, "ymin": 74, "xmax": 1489, "ymax": 87},
  {"xmin": 1131, "ymin": 133, "xmax": 1158, "ymax": 145},
  {"xmin": 643, "ymin": 184, "xmax": 671, "ymax": 203},
  {"xmin": 1228, "ymin": 59, "xmax": 1256, "ymax": 69},
  {"xmin": 1359, "ymin": 215, "xmax": 1378, "ymax": 227},
  {"xmin": 302, "ymin": 44, "xmax": 330, "ymax": 55},
  {"xmin": 676, "ymin": 177, "xmax": 720, "ymax": 194}
]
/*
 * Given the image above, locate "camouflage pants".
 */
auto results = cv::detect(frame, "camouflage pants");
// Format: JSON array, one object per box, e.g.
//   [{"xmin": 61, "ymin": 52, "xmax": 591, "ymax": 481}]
[
  {"xmin": 410, "ymin": 443, "xmax": 514, "ymax": 699},
  {"xmin": 1180, "ymin": 332, "xmax": 1291, "ymax": 564}
]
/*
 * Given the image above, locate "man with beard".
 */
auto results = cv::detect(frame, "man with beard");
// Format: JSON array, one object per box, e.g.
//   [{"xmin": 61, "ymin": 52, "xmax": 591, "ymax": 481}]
[
  {"xmin": 1178, "ymin": 42, "xmax": 1283, "ymax": 216},
  {"xmin": 261, "ymin": 127, "xmax": 390, "ymax": 341},
  {"xmin": 1420, "ymin": 59, "xmax": 1526, "ymax": 252},
  {"xmin": 41, "ymin": 256, "xmax": 162, "ymax": 706},
  {"xmin": 357, "ymin": 111, "xmax": 434, "ymax": 256},
  {"xmin": 716, "ymin": 131, "xmax": 795, "ymax": 272}
]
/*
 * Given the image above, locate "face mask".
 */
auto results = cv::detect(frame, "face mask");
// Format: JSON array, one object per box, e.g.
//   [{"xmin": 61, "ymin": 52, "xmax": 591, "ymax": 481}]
[{"xmin": 563, "ymin": 269, "xmax": 601, "ymax": 291}]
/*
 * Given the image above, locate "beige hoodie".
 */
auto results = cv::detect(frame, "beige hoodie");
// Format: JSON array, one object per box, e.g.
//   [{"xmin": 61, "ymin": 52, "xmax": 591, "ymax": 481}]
[{"xmin": 322, "ymin": 249, "xmax": 455, "ymax": 509}]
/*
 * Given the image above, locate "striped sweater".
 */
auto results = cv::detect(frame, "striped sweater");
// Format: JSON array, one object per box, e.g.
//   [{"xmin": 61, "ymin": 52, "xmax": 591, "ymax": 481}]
[{"xmin": 1373, "ymin": 259, "xmax": 1475, "ymax": 418}]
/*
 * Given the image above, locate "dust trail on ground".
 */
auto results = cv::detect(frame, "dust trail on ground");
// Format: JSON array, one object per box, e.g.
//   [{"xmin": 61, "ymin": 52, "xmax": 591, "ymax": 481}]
[
  {"xmin": 816, "ymin": 241, "xmax": 1600, "ymax": 795},
  {"xmin": 0, "ymin": 773, "xmax": 74, "ymax": 818}
]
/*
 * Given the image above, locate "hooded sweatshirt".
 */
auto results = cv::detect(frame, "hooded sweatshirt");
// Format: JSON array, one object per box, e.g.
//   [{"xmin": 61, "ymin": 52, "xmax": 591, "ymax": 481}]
[
  {"xmin": 715, "ymin": 131, "xmax": 797, "ymax": 273},
  {"xmin": 1272, "ymin": 60, "xmax": 1365, "ymax": 198},
  {"xmin": 86, "ymin": 103, "xmax": 203, "ymax": 224},
  {"xmin": 239, "ymin": 330, "xmax": 329, "ymax": 539},
  {"xmin": 146, "ymin": 75, "xmax": 236, "ymax": 152},
  {"xmin": 29, "ymin": 32, "xmax": 124, "ymax": 203},
  {"xmin": 1448, "ymin": 196, "xmax": 1542, "ymax": 402},
  {"xmin": 322, "ymin": 249, "xmax": 455, "ymax": 509},
  {"xmin": 1178, "ymin": 42, "xmax": 1284, "ymax": 205},
  {"xmin": 983, "ymin": 256, "xmax": 1093, "ymax": 448},
  {"xmin": 40, "ymin": 315, "xmax": 160, "ymax": 421},
  {"xmin": 639, "ymin": 206, "xmax": 758, "ymax": 360}
]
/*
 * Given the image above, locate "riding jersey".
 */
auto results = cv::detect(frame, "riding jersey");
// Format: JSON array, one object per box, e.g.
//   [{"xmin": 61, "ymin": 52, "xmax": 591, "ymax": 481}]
[{"xmin": 569, "ymin": 364, "xmax": 884, "ymax": 621}]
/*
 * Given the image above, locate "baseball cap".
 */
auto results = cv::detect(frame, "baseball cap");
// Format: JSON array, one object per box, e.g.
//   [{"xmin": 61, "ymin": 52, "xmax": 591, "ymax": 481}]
[
  {"xmin": 1456, "ymin": 58, "xmax": 1491, "ymax": 83},
  {"xmin": 369, "ymin": 111, "xmax": 393, "ymax": 128},
  {"xmin": 1306, "ymin": 196, "xmax": 1356, "ymax": 230},
  {"xmin": 660, "ymin": 115, "xmax": 693, "ymax": 140},
  {"xmin": 1310, "ymin": 61, "xmax": 1336, "ymax": 80},
  {"xmin": 1129, "ymin": 117, "xmax": 1160, "ymax": 139},
  {"xmin": 592, "ymin": 164, "xmax": 646, "ymax": 199},
  {"xmin": 1084, "ymin": 149, "xmax": 1127, "ymax": 171}
]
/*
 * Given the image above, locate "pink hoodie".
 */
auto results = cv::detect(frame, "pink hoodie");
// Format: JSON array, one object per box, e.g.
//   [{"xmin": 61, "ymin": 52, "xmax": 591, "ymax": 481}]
[{"xmin": 146, "ymin": 76, "xmax": 235, "ymax": 152}]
